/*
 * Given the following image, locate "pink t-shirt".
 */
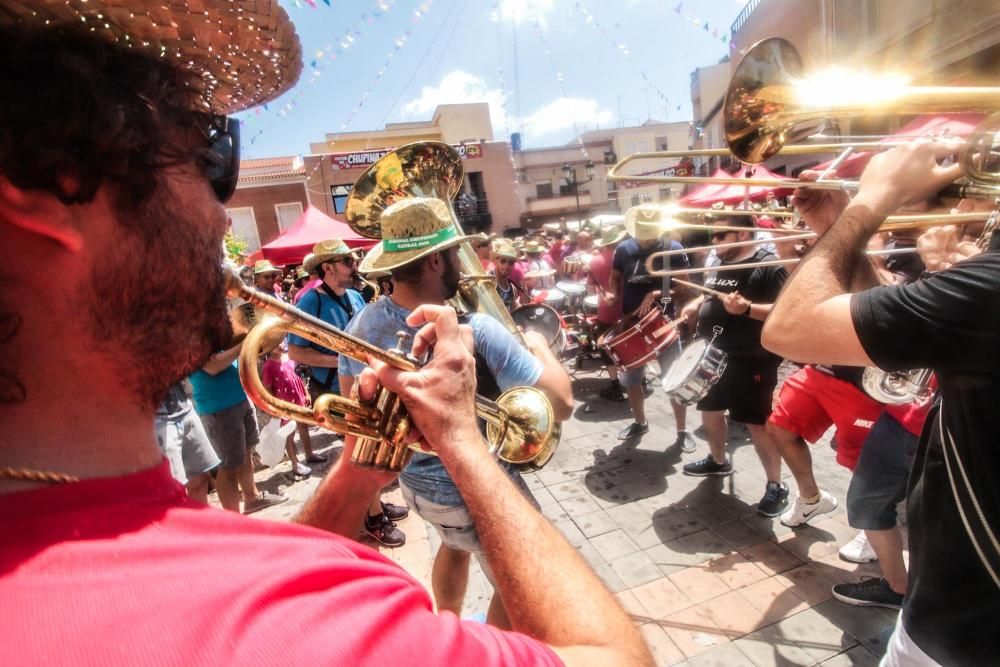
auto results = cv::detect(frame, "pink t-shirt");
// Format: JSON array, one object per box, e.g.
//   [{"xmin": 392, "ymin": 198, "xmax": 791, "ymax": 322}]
[
  {"xmin": 263, "ymin": 357, "xmax": 309, "ymax": 408},
  {"xmin": 0, "ymin": 463, "xmax": 562, "ymax": 667},
  {"xmin": 587, "ymin": 247, "xmax": 623, "ymax": 324}
]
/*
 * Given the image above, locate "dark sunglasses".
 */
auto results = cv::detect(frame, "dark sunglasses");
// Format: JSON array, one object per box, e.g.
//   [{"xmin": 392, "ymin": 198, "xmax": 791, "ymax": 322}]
[
  {"xmin": 200, "ymin": 115, "xmax": 241, "ymax": 203},
  {"xmin": 711, "ymin": 231, "xmax": 733, "ymax": 241},
  {"xmin": 495, "ymin": 257, "xmax": 515, "ymax": 265},
  {"xmin": 335, "ymin": 256, "xmax": 357, "ymax": 267}
]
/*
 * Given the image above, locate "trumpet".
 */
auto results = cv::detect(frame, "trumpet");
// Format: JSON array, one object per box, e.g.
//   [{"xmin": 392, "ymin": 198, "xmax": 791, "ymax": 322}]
[{"xmin": 225, "ymin": 270, "xmax": 558, "ymax": 472}]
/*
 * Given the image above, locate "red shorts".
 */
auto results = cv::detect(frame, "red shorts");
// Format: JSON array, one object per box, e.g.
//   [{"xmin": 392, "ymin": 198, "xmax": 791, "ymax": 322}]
[{"xmin": 768, "ymin": 366, "xmax": 884, "ymax": 470}]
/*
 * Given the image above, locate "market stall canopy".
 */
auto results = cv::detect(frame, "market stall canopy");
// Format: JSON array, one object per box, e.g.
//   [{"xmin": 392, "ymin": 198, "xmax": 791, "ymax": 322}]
[
  {"xmin": 260, "ymin": 206, "xmax": 377, "ymax": 265},
  {"xmin": 679, "ymin": 165, "xmax": 793, "ymax": 207}
]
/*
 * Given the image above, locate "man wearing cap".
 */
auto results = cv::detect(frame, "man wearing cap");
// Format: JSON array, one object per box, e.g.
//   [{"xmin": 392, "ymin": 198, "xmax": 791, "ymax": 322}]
[
  {"xmin": 288, "ymin": 238, "xmax": 407, "ymax": 547},
  {"xmin": 490, "ymin": 238, "xmax": 528, "ymax": 311},
  {"xmin": 588, "ymin": 223, "xmax": 628, "ymax": 400},
  {"xmin": 340, "ymin": 197, "xmax": 573, "ymax": 629},
  {"xmin": 605, "ymin": 205, "xmax": 695, "ymax": 451},
  {"xmin": 0, "ymin": 9, "xmax": 649, "ymax": 666}
]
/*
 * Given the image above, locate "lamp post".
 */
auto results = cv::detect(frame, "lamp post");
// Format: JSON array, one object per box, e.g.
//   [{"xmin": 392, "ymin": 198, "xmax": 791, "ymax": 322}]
[{"xmin": 562, "ymin": 160, "xmax": 595, "ymax": 231}]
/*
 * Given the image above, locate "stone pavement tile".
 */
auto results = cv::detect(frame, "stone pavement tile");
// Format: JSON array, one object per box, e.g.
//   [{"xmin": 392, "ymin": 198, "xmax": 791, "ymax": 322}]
[
  {"xmin": 713, "ymin": 492, "xmax": 758, "ymax": 518},
  {"xmin": 573, "ymin": 508, "xmax": 619, "ymax": 538},
  {"xmin": 733, "ymin": 624, "xmax": 816, "ymax": 667},
  {"xmin": 616, "ymin": 589, "xmax": 654, "ymax": 622},
  {"xmin": 809, "ymin": 518, "xmax": 860, "ymax": 551},
  {"xmin": 521, "ymin": 473, "xmax": 543, "ymax": 492},
  {"xmin": 627, "ymin": 522, "xmax": 667, "ymax": 550},
  {"xmin": 549, "ymin": 479, "xmax": 589, "ymax": 502},
  {"xmin": 534, "ymin": 465, "xmax": 585, "ymax": 487},
  {"xmin": 770, "ymin": 607, "xmax": 857, "ymax": 663},
  {"xmin": 528, "ymin": 485, "xmax": 556, "ymax": 507},
  {"xmin": 810, "ymin": 552, "xmax": 882, "ymax": 586},
  {"xmin": 659, "ymin": 604, "xmax": 729, "ymax": 659},
  {"xmin": 652, "ymin": 508, "xmax": 709, "ymax": 542},
  {"xmin": 735, "ymin": 577, "xmax": 810, "ymax": 624},
  {"xmin": 605, "ymin": 499, "xmax": 653, "ymax": 530},
  {"xmin": 575, "ymin": 541, "xmax": 605, "ymax": 568},
  {"xmin": 559, "ymin": 493, "xmax": 603, "ymax": 519},
  {"xmin": 552, "ymin": 518, "xmax": 588, "ymax": 547},
  {"xmin": 669, "ymin": 564, "xmax": 732, "ymax": 605},
  {"xmin": 687, "ymin": 640, "xmax": 756, "ymax": 667},
  {"xmin": 741, "ymin": 511, "xmax": 796, "ymax": 541},
  {"xmin": 590, "ymin": 528, "xmax": 641, "ymax": 562},
  {"xmin": 591, "ymin": 559, "xmax": 628, "ymax": 593},
  {"xmin": 777, "ymin": 564, "xmax": 834, "ymax": 606},
  {"xmin": 713, "ymin": 519, "xmax": 769, "ymax": 549},
  {"xmin": 859, "ymin": 626, "xmax": 894, "ymax": 659},
  {"xmin": 676, "ymin": 529, "xmax": 734, "ymax": 563},
  {"xmin": 706, "ymin": 552, "xmax": 770, "ymax": 590},
  {"xmin": 688, "ymin": 500, "xmax": 740, "ymax": 528},
  {"xmin": 611, "ymin": 549, "xmax": 667, "ymax": 588},
  {"xmin": 539, "ymin": 501, "xmax": 570, "ymax": 524},
  {"xmin": 645, "ymin": 540, "xmax": 711, "ymax": 576},
  {"xmin": 631, "ymin": 576, "xmax": 693, "ymax": 620},
  {"xmin": 810, "ymin": 599, "xmax": 897, "ymax": 643},
  {"xmin": 638, "ymin": 622, "xmax": 688, "ymax": 666},
  {"xmin": 740, "ymin": 541, "xmax": 804, "ymax": 577},
  {"xmin": 700, "ymin": 590, "xmax": 770, "ymax": 639},
  {"xmin": 777, "ymin": 524, "xmax": 841, "ymax": 562},
  {"xmin": 820, "ymin": 645, "xmax": 881, "ymax": 667}
]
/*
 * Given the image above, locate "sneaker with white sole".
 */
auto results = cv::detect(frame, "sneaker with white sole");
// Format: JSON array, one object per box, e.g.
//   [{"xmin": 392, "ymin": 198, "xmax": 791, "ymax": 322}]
[
  {"xmin": 832, "ymin": 577, "xmax": 903, "ymax": 610},
  {"xmin": 839, "ymin": 530, "xmax": 878, "ymax": 563},
  {"xmin": 676, "ymin": 430, "xmax": 697, "ymax": 453},
  {"xmin": 780, "ymin": 490, "xmax": 837, "ymax": 527}
]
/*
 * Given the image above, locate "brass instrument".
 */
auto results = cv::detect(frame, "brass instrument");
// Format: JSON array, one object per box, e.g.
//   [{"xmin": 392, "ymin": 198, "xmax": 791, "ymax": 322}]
[
  {"xmin": 861, "ymin": 367, "xmax": 934, "ymax": 405},
  {"xmin": 608, "ymin": 37, "xmax": 1000, "ymax": 200},
  {"xmin": 353, "ymin": 272, "xmax": 381, "ymax": 300},
  {"xmin": 225, "ymin": 269, "xmax": 558, "ymax": 471}
]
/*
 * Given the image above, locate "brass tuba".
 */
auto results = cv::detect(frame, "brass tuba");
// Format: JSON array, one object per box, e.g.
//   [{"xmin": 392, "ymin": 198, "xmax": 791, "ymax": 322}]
[
  {"xmin": 343, "ymin": 141, "xmax": 561, "ymax": 469},
  {"xmin": 861, "ymin": 367, "xmax": 935, "ymax": 405}
]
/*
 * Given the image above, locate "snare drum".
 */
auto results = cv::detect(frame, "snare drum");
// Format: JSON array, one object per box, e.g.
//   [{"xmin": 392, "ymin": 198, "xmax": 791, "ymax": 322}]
[
  {"xmin": 530, "ymin": 287, "xmax": 566, "ymax": 310},
  {"xmin": 511, "ymin": 303, "xmax": 566, "ymax": 355},
  {"xmin": 597, "ymin": 308, "xmax": 679, "ymax": 370},
  {"xmin": 662, "ymin": 338, "xmax": 728, "ymax": 406},
  {"xmin": 556, "ymin": 281, "xmax": 587, "ymax": 309},
  {"xmin": 583, "ymin": 295, "xmax": 599, "ymax": 315}
]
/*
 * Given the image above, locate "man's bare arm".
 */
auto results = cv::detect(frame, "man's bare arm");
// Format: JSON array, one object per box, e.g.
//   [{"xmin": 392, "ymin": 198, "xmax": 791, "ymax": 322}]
[{"xmin": 287, "ymin": 343, "xmax": 339, "ymax": 369}]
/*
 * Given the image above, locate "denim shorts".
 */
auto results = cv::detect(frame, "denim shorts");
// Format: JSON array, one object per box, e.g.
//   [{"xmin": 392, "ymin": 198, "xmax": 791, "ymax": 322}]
[
  {"xmin": 399, "ymin": 471, "xmax": 537, "ymax": 585},
  {"xmin": 154, "ymin": 407, "xmax": 221, "ymax": 485},
  {"xmin": 199, "ymin": 400, "xmax": 259, "ymax": 471},
  {"xmin": 619, "ymin": 338, "xmax": 682, "ymax": 388},
  {"xmin": 846, "ymin": 412, "xmax": 919, "ymax": 531}
]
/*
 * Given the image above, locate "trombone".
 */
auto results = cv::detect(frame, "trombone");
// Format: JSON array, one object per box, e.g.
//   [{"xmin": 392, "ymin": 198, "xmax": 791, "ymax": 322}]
[
  {"xmin": 226, "ymin": 270, "xmax": 558, "ymax": 472},
  {"xmin": 608, "ymin": 37, "xmax": 1000, "ymax": 200},
  {"xmin": 651, "ymin": 247, "xmax": 919, "ymax": 279}
]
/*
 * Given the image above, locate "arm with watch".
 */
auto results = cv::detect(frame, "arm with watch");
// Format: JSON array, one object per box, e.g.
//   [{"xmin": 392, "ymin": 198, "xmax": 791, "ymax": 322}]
[{"xmin": 721, "ymin": 292, "xmax": 773, "ymax": 321}]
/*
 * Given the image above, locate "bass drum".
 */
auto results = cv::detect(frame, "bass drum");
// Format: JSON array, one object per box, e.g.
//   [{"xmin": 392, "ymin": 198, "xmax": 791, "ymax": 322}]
[
  {"xmin": 582, "ymin": 294, "xmax": 599, "ymax": 315},
  {"xmin": 662, "ymin": 338, "xmax": 728, "ymax": 406},
  {"xmin": 597, "ymin": 308, "xmax": 679, "ymax": 371},
  {"xmin": 511, "ymin": 303, "xmax": 566, "ymax": 355}
]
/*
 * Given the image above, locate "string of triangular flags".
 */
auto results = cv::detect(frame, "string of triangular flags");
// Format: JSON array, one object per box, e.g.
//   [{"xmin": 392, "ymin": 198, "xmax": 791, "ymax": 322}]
[{"xmin": 670, "ymin": 2, "xmax": 730, "ymax": 45}]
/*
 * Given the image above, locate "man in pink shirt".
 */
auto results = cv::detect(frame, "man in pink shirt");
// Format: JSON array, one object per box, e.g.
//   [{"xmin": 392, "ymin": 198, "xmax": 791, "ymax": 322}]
[
  {"xmin": 0, "ymin": 5, "xmax": 651, "ymax": 666},
  {"xmin": 587, "ymin": 224, "xmax": 627, "ymax": 400}
]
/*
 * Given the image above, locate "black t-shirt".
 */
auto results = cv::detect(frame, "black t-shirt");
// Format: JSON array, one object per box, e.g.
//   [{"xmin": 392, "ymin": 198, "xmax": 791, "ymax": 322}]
[
  {"xmin": 812, "ymin": 364, "xmax": 866, "ymax": 390},
  {"xmin": 613, "ymin": 238, "xmax": 689, "ymax": 317},
  {"xmin": 697, "ymin": 248, "xmax": 787, "ymax": 356},
  {"xmin": 851, "ymin": 252, "xmax": 1000, "ymax": 666}
]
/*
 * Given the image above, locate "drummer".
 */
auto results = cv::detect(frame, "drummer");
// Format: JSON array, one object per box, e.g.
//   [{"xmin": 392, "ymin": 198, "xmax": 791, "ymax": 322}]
[
  {"xmin": 605, "ymin": 205, "xmax": 694, "ymax": 450},
  {"xmin": 522, "ymin": 239, "xmax": 556, "ymax": 289},
  {"xmin": 588, "ymin": 223, "xmax": 627, "ymax": 401},
  {"xmin": 490, "ymin": 239, "xmax": 529, "ymax": 311}
]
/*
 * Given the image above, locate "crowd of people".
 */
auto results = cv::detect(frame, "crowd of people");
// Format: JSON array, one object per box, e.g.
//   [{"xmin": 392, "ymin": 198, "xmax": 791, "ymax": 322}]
[{"xmin": 2, "ymin": 3, "xmax": 997, "ymax": 667}]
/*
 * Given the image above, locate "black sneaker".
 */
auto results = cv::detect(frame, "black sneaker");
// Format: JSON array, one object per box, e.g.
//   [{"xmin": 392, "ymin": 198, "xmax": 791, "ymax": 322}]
[
  {"xmin": 756, "ymin": 481, "xmax": 789, "ymax": 517},
  {"xmin": 600, "ymin": 381, "xmax": 626, "ymax": 402},
  {"xmin": 832, "ymin": 577, "xmax": 904, "ymax": 610},
  {"xmin": 617, "ymin": 422, "xmax": 649, "ymax": 440},
  {"xmin": 381, "ymin": 501, "xmax": 410, "ymax": 521},
  {"xmin": 683, "ymin": 455, "xmax": 733, "ymax": 477},
  {"xmin": 364, "ymin": 514, "xmax": 406, "ymax": 548}
]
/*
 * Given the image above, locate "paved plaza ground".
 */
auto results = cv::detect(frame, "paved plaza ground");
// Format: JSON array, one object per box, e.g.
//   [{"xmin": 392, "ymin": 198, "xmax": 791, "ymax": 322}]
[{"xmin": 238, "ymin": 361, "xmax": 901, "ymax": 666}]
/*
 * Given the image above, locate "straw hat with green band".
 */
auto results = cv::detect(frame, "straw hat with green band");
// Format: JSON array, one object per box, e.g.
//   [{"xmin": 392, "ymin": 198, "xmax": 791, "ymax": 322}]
[
  {"xmin": 491, "ymin": 239, "xmax": 519, "ymax": 261},
  {"xmin": 593, "ymin": 223, "xmax": 627, "ymax": 248},
  {"xmin": 624, "ymin": 203, "xmax": 672, "ymax": 241},
  {"xmin": 253, "ymin": 259, "xmax": 281, "ymax": 275},
  {"xmin": 303, "ymin": 239, "xmax": 353, "ymax": 274},
  {"xmin": 358, "ymin": 197, "xmax": 486, "ymax": 273}
]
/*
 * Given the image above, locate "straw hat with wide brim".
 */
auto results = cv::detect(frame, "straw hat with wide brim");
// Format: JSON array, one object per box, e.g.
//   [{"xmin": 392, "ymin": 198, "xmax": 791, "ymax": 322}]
[
  {"xmin": 253, "ymin": 259, "xmax": 281, "ymax": 275},
  {"xmin": 303, "ymin": 239, "xmax": 354, "ymax": 274},
  {"xmin": 491, "ymin": 239, "xmax": 519, "ymax": 261},
  {"xmin": 0, "ymin": 1, "xmax": 302, "ymax": 114},
  {"xmin": 624, "ymin": 203, "xmax": 674, "ymax": 241},
  {"xmin": 359, "ymin": 198, "xmax": 486, "ymax": 273},
  {"xmin": 594, "ymin": 223, "xmax": 627, "ymax": 248}
]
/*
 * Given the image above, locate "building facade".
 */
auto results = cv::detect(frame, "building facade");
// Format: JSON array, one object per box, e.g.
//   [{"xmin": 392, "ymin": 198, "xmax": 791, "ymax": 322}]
[{"xmin": 226, "ymin": 156, "xmax": 308, "ymax": 252}]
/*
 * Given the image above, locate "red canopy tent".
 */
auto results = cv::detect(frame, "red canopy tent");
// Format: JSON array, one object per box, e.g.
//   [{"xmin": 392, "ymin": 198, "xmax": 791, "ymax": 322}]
[
  {"xmin": 259, "ymin": 205, "xmax": 377, "ymax": 266},
  {"xmin": 813, "ymin": 113, "xmax": 985, "ymax": 178},
  {"xmin": 679, "ymin": 164, "xmax": 793, "ymax": 207}
]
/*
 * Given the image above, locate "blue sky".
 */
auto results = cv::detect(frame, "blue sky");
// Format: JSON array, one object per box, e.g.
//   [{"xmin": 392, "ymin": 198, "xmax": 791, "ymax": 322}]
[{"xmin": 239, "ymin": 0, "xmax": 751, "ymax": 159}]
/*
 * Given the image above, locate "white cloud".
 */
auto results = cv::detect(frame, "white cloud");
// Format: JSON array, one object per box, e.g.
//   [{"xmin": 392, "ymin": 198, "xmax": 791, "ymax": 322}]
[
  {"xmin": 401, "ymin": 70, "xmax": 508, "ymax": 133},
  {"xmin": 521, "ymin": 97, "xmax": 614, "ymax": 140},
  {"xmin": 500, "ymin": 0, "xmax": 555, "ymax": 26}
]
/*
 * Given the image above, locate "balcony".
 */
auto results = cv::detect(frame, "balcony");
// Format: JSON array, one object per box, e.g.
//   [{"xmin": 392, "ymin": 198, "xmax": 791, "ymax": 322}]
[
  {"xmin": 455, "ymin": 195, "xmax": 492, "ymax": 233},
  {"xmin": 524, "ymin": 191, "xmax": 593, "ymax": 216},
  {"xmin": 730, "ymin": 0, "xmax": 762, "ymax": 36}
]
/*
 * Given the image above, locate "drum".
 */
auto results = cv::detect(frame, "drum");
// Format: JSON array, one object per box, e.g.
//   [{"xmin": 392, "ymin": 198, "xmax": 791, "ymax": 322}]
[
  {"xmin": 511, "ymin": 303, "xmax": 566, "ymax": 355},
  {"xmin": 530, "ymin": 287, "xmax": 566, "ymax": 310},
  {"xmin": 597, "ymin": 308, "xmax": 679, "ymax": 371},
  {"xmin": 560, "ymin": 253, "xmax": 593, "ymax": 277},
  {"xmin": 556, "ymin": 281, "xmax": 587, "ymax": 309},
  {"xmin": 662, "ymin": 338, "xmax": 728, "ymax": 406},
  {"xmin": 582, "ymin": 295, "xmax": 599, "ymax": 315}
]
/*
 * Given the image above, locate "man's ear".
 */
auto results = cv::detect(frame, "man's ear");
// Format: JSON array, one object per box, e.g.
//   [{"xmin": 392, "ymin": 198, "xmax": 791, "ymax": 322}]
[{"xmin": 0, "ymin": 178, "xmax": 84, "ymax": 253}]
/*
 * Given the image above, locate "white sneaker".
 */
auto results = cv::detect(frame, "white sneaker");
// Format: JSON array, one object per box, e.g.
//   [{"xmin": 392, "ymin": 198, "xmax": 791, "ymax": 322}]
[
  {"xmin": 677, "ymin": 430, "xmax": 698, "ymax": 453},
  {"xmin": 292, "ymin": 462, "xmax": 312, "ymax": 477},
  {"xmin": 780, "ymin": 490, "xmax": 837, "ymax": 527},
  {"xmin": 839, "ymin": 530, "xmax": 878, "ymax": 563}
]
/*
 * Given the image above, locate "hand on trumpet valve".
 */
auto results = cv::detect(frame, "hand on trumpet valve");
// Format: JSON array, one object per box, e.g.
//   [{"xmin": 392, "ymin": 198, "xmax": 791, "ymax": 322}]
[
  {"xmin": 855, "ymin": 139, "xmax": 964, "ymax": 218},
  {"xmin": 721, "ymin": 291, "xmax": 752, "ymax": 316},
  {"xmin": 791, "ymin": 170, "xmax": 850, "ymax": 234},
  {"xmin": 917, "ymin": 225, "xmax": 981, "ymax": 272},
  {"xmin": 367, "ymin": 305, "xmax": 481, "ymax": 455}
]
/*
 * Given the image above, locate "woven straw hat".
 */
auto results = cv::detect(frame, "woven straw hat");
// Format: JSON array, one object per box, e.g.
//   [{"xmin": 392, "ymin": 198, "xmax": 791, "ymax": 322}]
[
  {"xmin": 303, "ymin": 239, "xmax": 353, "ymax": 274},
  {"xmin": 491, "ymin": 239, "xmax": 519, "ymax": 261},
  {"xmin": 252, "ymin": 259, "xmax": 281, "ymax": 275},
  {"xmin": 0, "ymin": 1, "xmax": 302, "ymax": 114},
  {"xmin": 524, "ymin": 239, "xmax": 546, "ymax": 254},
  {"xmin": 358, "ymin": 197, "xmax": 486, "ymax": 273},
  {"xmin": 624, "ymin": 204, "xmax": 672, "ymax": 241},
  {"xmin": 594, "ymin": 223, "xmax": 627, "ymax": 248}
]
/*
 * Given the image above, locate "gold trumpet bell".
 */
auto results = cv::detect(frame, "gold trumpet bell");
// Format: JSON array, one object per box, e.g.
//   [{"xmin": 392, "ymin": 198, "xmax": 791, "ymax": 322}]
[{"xmin": 486, "ymin": 386, "xmax": 559, "ymax": 469}]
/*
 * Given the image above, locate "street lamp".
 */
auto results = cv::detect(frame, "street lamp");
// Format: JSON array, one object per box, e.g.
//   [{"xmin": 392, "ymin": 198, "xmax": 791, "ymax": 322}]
[{"xmin": 562, "ymin": 160, "xmax": 595, "ymax": 230}]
